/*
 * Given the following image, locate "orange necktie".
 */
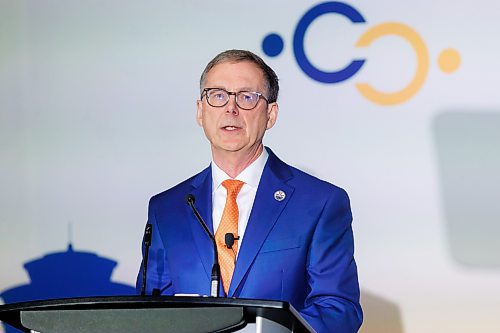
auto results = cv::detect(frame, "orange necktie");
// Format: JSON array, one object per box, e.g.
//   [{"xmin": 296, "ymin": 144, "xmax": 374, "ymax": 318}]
[{"xmin": 215, "ymin": 179, "xmax": 244, "ymax": 295}]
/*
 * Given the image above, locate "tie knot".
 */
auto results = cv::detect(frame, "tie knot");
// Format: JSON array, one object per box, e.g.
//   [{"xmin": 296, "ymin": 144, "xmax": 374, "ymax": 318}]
[{"xmin": 222, "ymin": 179, "xmax": 245, "ymax": 198}]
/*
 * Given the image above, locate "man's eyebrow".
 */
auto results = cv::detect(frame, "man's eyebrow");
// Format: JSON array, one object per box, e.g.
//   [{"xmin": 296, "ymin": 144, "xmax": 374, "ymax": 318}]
[
  {"xmin": 233, "ymin": 87, "xmax": 261, "ymax": 92},
  {"xmin": 237, "ymin": 87, "xmax": 258, "ymax": 92},
  {"xmin": 204, "ymin": 86, "xmax": 225, "ymax": 89},
  {"xmin": 206, "ymin": 86, "xmax": 259, "ymax": 92}
]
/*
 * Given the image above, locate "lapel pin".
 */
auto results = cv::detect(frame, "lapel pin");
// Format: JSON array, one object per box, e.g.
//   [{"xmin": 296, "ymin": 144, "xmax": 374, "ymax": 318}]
[{"xmin": 274, "ymin": 190, "xmax": 286, "ymax": 202}]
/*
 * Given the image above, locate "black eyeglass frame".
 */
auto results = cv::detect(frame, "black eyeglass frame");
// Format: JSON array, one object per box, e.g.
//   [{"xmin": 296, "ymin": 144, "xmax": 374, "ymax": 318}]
[{"xmin": 201, "ymin": 88, "xmax": 269, "ymax": 110}]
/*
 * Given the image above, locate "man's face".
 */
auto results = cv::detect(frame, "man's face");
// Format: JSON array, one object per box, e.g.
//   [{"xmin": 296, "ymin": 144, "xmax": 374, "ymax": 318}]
[{"xmin": 196, "ymin": 61, "xmax": 278, "ymax": 158}]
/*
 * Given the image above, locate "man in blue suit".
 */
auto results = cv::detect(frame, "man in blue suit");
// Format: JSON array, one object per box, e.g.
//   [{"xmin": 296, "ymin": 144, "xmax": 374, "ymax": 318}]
[{"xmin": 137, "ymin": 50, "xmax": 362, "ymax": 333}]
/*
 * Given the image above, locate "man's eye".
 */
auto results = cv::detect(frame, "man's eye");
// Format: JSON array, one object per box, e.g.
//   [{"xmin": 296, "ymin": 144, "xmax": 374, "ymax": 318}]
[
  {"xmin": 240, "ymin": 93, "xmax": 255, "ymax": 101},
  {"xmin": 210, "ymin": 90, "xmax": 227, "ymax": 100}
]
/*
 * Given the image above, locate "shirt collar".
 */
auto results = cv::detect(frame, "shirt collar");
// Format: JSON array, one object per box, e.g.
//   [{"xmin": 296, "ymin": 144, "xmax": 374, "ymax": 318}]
[{"xmin": 211, "ymin": 148, "xmax": 269, "ymax": 192}]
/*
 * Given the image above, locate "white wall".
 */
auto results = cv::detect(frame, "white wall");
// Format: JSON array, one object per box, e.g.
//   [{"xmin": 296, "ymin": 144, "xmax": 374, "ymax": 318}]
[{"xmin": 1, "ymin": 1, "xmax": 499, "ymax": 332}]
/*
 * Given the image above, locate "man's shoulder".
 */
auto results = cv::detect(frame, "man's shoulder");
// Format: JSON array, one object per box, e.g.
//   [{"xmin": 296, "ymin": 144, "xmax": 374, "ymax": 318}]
[
  {"xmin": 149, "ymin": 165, "xmax": 211, "ymax": 205},
  {"xmin": 267, "ymin": 148, "xmax": 348, "ymax": 197},
  {"xmin": 288, "ymin": 164, "xmax": 349, "ymax": 197}
]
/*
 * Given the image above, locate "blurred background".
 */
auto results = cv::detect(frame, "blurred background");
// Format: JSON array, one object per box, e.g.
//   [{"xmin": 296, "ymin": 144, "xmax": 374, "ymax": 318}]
[{"xmin": 1, "ymin": 1, "xmax": 499, "ymax": 332}]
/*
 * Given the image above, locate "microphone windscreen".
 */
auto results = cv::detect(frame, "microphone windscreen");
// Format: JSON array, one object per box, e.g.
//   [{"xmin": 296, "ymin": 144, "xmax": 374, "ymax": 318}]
[
  {"xmin": 225, "ymin": 233, "xmax": 234, "ymax": 249},
  {"xmin": 185, "ymin": 194, "xmax": 195, "ymax": 204},
  {"xmin": 144, "ymin": 223, "xmax": 153, "ymax": 246}
]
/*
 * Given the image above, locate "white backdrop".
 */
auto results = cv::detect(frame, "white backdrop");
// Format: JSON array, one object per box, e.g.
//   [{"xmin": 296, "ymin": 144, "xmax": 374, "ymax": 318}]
[{"xmin": 1, "ymin": 1, "xmax": 500, "ymax": 332}]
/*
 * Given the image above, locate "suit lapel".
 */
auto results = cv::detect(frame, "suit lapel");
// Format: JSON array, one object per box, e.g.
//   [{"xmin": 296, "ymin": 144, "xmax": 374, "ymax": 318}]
[
  {"xmin": 188, "ymin": 166, "xmax": 214, "ymax": 281},
  {"xmin": 229, "ymin": 149, "xmax": 295, "ymax": 296}
]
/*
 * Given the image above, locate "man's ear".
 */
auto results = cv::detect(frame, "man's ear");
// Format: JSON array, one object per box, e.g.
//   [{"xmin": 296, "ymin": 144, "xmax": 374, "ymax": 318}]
[
  {"xmin": 266, "ymin": 102, "xmax": 279, "ymax": 129},
  {"xmin": 196, "ymin": 100, "xmax": 203, "ymax": 127}
]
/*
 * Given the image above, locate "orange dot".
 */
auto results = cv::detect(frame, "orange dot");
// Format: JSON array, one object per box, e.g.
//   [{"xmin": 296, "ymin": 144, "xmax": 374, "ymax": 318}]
[{"xmin": 438, "ymin": 48, "xmax": 461, "ymax": 73}]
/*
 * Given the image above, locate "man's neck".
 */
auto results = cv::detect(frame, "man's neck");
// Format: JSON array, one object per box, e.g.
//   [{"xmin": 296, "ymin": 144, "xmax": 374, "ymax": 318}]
[{"xmin": 212, "ymin": 145, "xmax": 264, "ymax": 178}]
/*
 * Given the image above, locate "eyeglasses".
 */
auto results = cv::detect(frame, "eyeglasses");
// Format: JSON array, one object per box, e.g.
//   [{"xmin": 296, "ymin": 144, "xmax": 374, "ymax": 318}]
[{"xmin": 201, "ymin": 88, "xmax": 269, "ymax": 110}]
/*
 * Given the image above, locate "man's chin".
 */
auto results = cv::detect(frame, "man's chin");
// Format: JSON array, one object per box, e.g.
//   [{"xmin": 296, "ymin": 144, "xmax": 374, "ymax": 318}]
[
  {"xmin": 211, "ymin": 142, "xmax": 243, "ymax": 153},
  {"xmin": 211, "ymin": 142, "xmax": 265, "ymax": 156},
  {"xmin": 211, "ymin": 139, "xmax": 246, "ymax": 151},
  {"xmin": 218, "ymin": 146, "xmax": 245, "ymax": 154}
]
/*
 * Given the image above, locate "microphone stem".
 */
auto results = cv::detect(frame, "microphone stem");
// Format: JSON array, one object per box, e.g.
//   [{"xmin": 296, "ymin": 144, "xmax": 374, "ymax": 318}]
[
  {"xmin": 141, "ymin": 223, "xmax": 153, "ymax": 296},
  {"xmin": 141, "ymin": 248, "xmax": 150, "ymax": 296},
  {"xmin": 187, "ymin": 198, "xmax": 220, "ymax": 297}
]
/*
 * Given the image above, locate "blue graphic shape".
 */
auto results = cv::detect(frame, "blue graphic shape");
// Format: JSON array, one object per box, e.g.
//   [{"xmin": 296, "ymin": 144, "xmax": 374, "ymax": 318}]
[
  {"xmin": 0, "ymin": 244, "xmax": 135, "ymax": 333},
  {"xmin": 262, "ymin": 33, "xmax": 284, "ymax": 57},
  {"xmin": 293, "ymin": 1, "xmax": 366, "ymax": 83}
]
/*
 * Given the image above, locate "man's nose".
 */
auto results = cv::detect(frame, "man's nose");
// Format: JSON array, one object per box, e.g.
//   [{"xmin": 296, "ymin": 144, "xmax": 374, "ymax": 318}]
[{"xmin": 226, "ymin": 94, "xmax": 239, "ymax": 115}]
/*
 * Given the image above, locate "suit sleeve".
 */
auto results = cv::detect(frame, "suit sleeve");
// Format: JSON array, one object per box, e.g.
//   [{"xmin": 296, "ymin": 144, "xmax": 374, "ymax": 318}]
[
  {"xmin": 299, "ymin": 188, "xmax": 363, "ymax": 333},
  {"xmin": 135, "ymin": 197, "xmax": 175, "ymax": 295}
]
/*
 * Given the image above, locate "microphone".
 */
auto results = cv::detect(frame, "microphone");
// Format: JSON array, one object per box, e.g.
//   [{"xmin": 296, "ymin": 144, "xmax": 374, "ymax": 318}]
[
  {"xmin": 140, "ymin": 223, "xmax": 153, "ymax": 296},
  {"xmin": 224, "ymin": 233, "xmax": 240, "ymax": 249},
  {"xmin": 225, "ymin": 233, "xmax": 239, "ymax": 265},
  {"xmin": 185, "ymin": 194, "xmax": 220, "ymax": 297}
]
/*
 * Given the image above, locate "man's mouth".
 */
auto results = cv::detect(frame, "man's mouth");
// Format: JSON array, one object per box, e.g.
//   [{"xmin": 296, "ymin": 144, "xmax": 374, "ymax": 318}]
[{"xmin": 222, "ymin": 126, "xmax": 240, "ymax": 131}]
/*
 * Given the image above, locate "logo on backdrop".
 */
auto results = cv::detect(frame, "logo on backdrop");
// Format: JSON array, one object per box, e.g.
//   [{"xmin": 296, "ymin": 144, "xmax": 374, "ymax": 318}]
[{"xmin": 262, "ymin": 1, "xmax": 461, "ymax": 105}]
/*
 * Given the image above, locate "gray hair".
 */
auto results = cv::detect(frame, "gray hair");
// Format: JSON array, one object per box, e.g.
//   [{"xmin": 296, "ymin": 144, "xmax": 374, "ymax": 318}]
[{"xmin": 199, "ymin": 49, "xmax": 279, "ymax": 103}]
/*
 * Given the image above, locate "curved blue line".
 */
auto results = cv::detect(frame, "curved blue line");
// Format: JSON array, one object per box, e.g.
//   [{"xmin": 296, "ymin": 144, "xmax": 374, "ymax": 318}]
[{"xmin": 293, "ymin": 2, "xmax": 366, "ymax": 83}]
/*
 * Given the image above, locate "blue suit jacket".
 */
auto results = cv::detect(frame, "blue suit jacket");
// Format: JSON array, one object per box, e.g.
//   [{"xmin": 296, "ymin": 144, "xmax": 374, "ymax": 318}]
[{"xmin": 137, "ymin": 148, "xmax": 362, "ymax": 333}]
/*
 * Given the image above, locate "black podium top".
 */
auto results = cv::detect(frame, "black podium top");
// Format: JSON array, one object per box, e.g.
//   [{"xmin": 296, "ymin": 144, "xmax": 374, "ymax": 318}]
[{"xmin": 0, "ymin": 296, "xmax": 315, "ymax": 333}]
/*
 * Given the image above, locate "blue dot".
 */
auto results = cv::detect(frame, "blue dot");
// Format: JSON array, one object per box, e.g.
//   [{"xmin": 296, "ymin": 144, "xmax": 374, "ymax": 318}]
[{"xmin": 262, "ymin": 33, "xmax": 284, "ymax": 57}]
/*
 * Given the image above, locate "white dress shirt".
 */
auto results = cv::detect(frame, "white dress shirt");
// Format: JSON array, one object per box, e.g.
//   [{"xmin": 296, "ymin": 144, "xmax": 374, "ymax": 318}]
[{"xmin": 211, "ymin": 149, "xmax": 269, "ymax": 250}]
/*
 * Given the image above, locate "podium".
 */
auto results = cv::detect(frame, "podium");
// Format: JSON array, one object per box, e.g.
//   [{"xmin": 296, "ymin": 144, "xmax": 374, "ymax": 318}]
[{"xmin": 0, "ymin": 296, "xmax": 316, "ymax": 333}]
